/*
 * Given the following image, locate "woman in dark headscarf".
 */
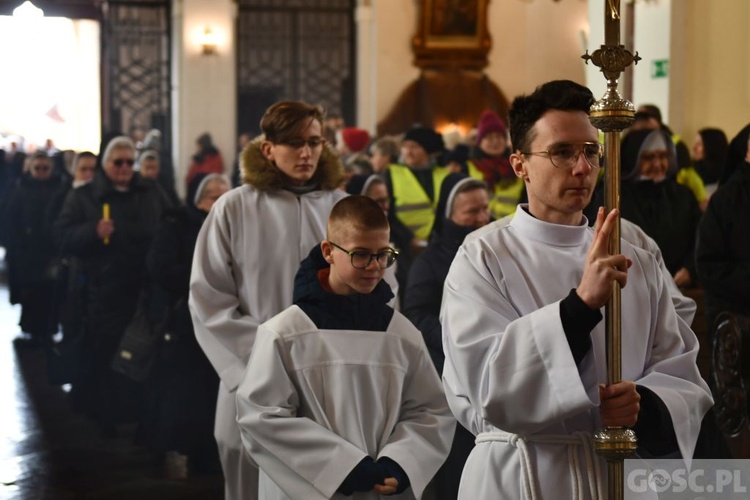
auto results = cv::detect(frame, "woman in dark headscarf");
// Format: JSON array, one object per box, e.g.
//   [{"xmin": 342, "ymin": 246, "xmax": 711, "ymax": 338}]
[
  {"xmin": 692, "ymin": 127, "xmax": 729, "ymax": 188},
  {"xmin": 696, "ymin": 122, "xmax": 750, "ymax": 331},
  {"xmin": 719, "ymin": 123, "xmax": 750, "ymax": 186},
  {"xmin": 143, "ymin": 172, "xmax": 231, "ymax": 474},
  {"xmin": 620, "ymin": 128, "xmax": 702, "ymax": 288},
  {"xmin": 6, "ymin": 151, "xmax": 62, "ymax": 345},
  {"xmin": 403, "ymin": 172, "xmax": 490, "ymax": 500}
]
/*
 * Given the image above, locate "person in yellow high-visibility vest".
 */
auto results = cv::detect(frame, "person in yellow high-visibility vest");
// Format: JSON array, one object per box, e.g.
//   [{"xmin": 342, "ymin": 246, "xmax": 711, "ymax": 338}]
[
  {"xmin": 383, "ymin": 126, "xmax": 449, "ymax": 299},
  {"xmin": 384, "ymin": 126, "xmax": 449, "ymax": 251},
  {"xmin": 465, "ymin": 110, "xmax": 526, "ymax": 219}
]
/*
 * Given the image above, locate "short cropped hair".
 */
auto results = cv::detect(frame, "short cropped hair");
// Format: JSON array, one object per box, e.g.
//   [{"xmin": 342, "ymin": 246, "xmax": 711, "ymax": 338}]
[
  {"xmin": 260, "ymin": 101, "xmax": 325, "ymax": 144},
  {"xmin": 638, "ymin": 104, "xmax": 663, "ymax": 124},
  {"xmin": 327, "ymin": 195, "xmax": 389, "ymax": 241},
  {"xmin": 71, "ymin": 151, "xmax": 96, "ymax": 174},
  {"xmin": 509, "ymin": 80, "xmax": 595, "ymax": 154},
  {"xmin": 102, "ymin": 136, "xmax": 136, "ymax": 165},
  {"xmin": 74, "ymin": 151, "xmax": 96, "ymax": 164}
]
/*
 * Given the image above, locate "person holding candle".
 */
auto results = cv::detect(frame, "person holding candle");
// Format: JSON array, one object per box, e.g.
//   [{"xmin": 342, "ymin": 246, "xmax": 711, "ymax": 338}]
[{"xmin": 53, "ymin": 135, "xmax": 170, "ymax": 437}]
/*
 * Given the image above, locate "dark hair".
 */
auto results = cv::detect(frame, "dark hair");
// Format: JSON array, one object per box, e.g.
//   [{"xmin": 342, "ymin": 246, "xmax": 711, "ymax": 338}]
[
  {"xmin": 194, "ymin": 133, "xmax": 219, "ymax": 163},
  {"xmin": 509, "ymin": 80, "xmax": 595, "ymax": 154},
  {"xmin": 197, "ymin": 133, "xmax": 214, "ymax": 151},
  {"xmin": 327, "ymin": 195, "xmax": 389, "ymax": 239},
  {"xmin": 721, "ymin": 123, "xmax": 750, "ymax": 184},
  {"xmin": 73, "ymin": 151, "xmax": 97, "ymax": 172},
  {"xmin": 632, "ymin": 111, "xmax": 658, "ymax": 127},
  {"xmin": 699, "ymin": 128, "xmax": 729, "ymax": 167},
  {"xmin": 261, "ymin": 101, "xmax": 325, "ymax": 144},
  {"xmin": 638, "ymin": 104, "xmax": 663, "ymax": 124},
  {"xmin": 76, "ymin": 151, "xmax": 96, "ymax": 161}
]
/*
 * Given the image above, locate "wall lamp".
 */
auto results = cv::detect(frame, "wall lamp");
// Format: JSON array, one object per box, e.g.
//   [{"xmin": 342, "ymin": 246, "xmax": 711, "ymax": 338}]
[{"xmin": 200, "ymin": 25, "xmax": 218, "ymax": 56}]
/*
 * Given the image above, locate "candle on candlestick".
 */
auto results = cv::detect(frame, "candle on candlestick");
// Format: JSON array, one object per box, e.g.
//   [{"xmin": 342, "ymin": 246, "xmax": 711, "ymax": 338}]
[{"xmin": 103, "ymin": 203, "xmax": 110, "ymax": 245}]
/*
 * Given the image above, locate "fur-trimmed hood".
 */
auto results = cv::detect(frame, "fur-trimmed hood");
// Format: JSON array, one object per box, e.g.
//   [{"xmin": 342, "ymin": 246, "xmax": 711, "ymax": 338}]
[{"xmin": 240, "ymin": 135, "xmax": 344, "ymax": 191}]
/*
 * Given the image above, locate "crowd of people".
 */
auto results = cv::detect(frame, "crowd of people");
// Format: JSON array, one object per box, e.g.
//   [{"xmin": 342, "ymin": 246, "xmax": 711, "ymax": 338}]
[
  {"xmin": 0, "ymin": 78, "xmax": 749, "ymax": 499},
  {"xmin": 0, "ymin": 132, "xmax": 231, "ymax": 476}
]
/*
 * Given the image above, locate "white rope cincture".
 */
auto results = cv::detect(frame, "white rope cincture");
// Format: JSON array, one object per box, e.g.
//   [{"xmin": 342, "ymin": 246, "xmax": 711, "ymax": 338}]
[{"xmin": 475, "ymin": 430, "xmax": 603, "ymax": 500}]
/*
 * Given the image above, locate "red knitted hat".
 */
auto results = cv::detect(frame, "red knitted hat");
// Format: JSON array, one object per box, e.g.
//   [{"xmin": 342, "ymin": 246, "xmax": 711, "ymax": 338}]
[
  {"xmin": 340, "ymin": 127, "xmax": 371, "ymax": 153},
  {"xmin": 475, "ymin": 110, "xmax": 507, "ymax": 144}
]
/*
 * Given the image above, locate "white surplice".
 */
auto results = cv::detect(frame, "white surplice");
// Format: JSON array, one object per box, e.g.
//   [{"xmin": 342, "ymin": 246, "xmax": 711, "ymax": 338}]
[
  {"xmin": 440, "ymin": 205, "xmax": 712, "ymax": 499},
  {"xmin": 466, "ymin": 216, "xmax": 697, "ymax": 326},
  {"xmin": 189, "ymin": 186, "xmax": 347, "ymax": 499},
  {"xmin": 236, "ymin": 306, "xmax": 455, "ymax": 500}
]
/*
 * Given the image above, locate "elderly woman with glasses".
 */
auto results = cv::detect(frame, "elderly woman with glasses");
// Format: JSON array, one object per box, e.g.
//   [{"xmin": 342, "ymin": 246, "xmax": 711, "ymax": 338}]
[
  {"xmin": 53, "ymin": 135, "xmax": 171, "ymax": 437},
  {"xmin": 189, "ymin": 100, "xmax": 347, "ymax": 500}
]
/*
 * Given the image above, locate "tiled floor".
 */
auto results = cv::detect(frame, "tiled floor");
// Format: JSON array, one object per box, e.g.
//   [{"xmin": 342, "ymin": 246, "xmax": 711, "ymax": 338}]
[{"xmin": 0, "ymin": 253, "xmax": 224, "ymax": 500}]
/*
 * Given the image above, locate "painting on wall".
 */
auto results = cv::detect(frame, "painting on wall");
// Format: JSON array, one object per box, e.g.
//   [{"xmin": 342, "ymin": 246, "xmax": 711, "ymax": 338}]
[{"xmin": 412, "ymin": 0, "xmax": 491, "ymax": 69}]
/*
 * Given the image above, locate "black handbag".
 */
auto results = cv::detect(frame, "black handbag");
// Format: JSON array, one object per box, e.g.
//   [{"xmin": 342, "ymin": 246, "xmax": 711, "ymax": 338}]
[{"xmin": 111, "ymin": 292, "xmax": 162, "ymax": 382}]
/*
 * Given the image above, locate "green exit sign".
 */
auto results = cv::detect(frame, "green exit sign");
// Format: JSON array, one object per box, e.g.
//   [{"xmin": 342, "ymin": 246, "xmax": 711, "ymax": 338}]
[{"xmin": 651, "ymin": 59, "xmax": 670, "ymax": 79}]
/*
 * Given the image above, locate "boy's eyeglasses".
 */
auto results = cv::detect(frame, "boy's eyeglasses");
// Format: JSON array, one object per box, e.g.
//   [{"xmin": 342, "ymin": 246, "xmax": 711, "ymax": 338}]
[
  {"xmin": 329, "ymin": 241, "xmax": 398, "ymax": 269},
  {"xmin": 521, "ymin": 142, "xmax": 603, "ymax": 170},
  {"xmin": 278, "ymin": 137, "xmax": 325, "ymax": 150},
  {"xmin": 112, "ymin": 158, "xmax": 135, "ymax": 168}
]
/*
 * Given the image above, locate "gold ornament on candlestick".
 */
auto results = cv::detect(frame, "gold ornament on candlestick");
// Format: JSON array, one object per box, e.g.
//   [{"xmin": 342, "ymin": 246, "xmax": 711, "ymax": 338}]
[{"xmin": 582, "ymin": 1, "xmax": 640, "ymax": 499}]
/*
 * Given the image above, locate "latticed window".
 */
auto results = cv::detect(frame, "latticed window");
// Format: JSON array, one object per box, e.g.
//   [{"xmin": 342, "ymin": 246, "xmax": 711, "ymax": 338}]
[
  {"xmin": 237, "ymin": 0, "xmax": 355, "ymax": 134},
  {"xmin": 102, "ymin": 0, "xmax": 171, "ymax": 145}
]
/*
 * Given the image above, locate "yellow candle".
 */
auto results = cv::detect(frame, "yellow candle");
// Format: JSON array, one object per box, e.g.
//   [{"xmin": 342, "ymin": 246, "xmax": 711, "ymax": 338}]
[{"xmin": 103, "ymin": 203, "xmax": 110, "ymax": 245}]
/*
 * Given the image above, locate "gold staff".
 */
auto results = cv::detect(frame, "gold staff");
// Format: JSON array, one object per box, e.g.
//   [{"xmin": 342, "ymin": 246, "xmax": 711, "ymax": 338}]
[{"xmin": 582, "ymin": 1, "xmax": 641, "ymax": 498}]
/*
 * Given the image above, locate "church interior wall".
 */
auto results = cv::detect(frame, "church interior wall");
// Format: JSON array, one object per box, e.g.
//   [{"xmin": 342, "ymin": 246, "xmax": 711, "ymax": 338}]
[
  {"xmin": 172, "ymin": 0, "xmax": 236, "ymax": 197},
  {"xmin": 366, "ymin": 0, "xmax": 750, "ymax": 148},
  {"xmin": 678, "ymin": 0, "xmax": 750, "ymax": 146},
  {"xmin": 159, "ymin": 0, "xmax": 750, "ymax": 194}
]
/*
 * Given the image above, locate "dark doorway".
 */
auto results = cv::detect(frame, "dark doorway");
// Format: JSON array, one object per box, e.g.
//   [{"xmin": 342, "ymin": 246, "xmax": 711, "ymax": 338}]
[
  {"xmin": 101, "ymin": 0, "xmax": 172, "ymax": 147},
  {"xmin": 237, "ymin": 0, "xmax": 355, "ymax": 136}
]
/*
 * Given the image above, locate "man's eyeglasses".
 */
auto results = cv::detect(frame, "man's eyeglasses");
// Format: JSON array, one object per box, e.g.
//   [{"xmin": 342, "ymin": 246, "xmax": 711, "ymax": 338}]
[
  {"xmin": 521, "ymin": 142, "xmax": 603, "ymax": 170},
  {"xmin": 278, "ymin": 137, "xmax": 325, "ymax": 150},
  {"xmin": 112, "ymin": 158, "xmax": 135, "ymax": 168},
  {"xmin": 329, "ymin": 241, "xmax": 398, "ymax": 270}
]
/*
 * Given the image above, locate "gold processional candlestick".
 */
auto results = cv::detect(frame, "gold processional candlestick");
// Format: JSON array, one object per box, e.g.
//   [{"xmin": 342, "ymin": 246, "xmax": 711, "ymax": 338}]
[{"xmin": 582, "ymin": 1, "xmax": 641, "ymax": 498}]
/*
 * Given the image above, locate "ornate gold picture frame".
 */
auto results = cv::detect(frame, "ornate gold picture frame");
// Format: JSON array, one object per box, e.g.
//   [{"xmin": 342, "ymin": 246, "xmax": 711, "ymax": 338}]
[{"xmin": 412, "ymin": 0, "xmax": 491, "ymax": 69}]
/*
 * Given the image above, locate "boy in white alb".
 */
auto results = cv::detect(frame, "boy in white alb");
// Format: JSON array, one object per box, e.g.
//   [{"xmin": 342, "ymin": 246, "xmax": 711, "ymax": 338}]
[{"xmin": 236, "ymin": 195, "xmax": 454, "ymax": 499}]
